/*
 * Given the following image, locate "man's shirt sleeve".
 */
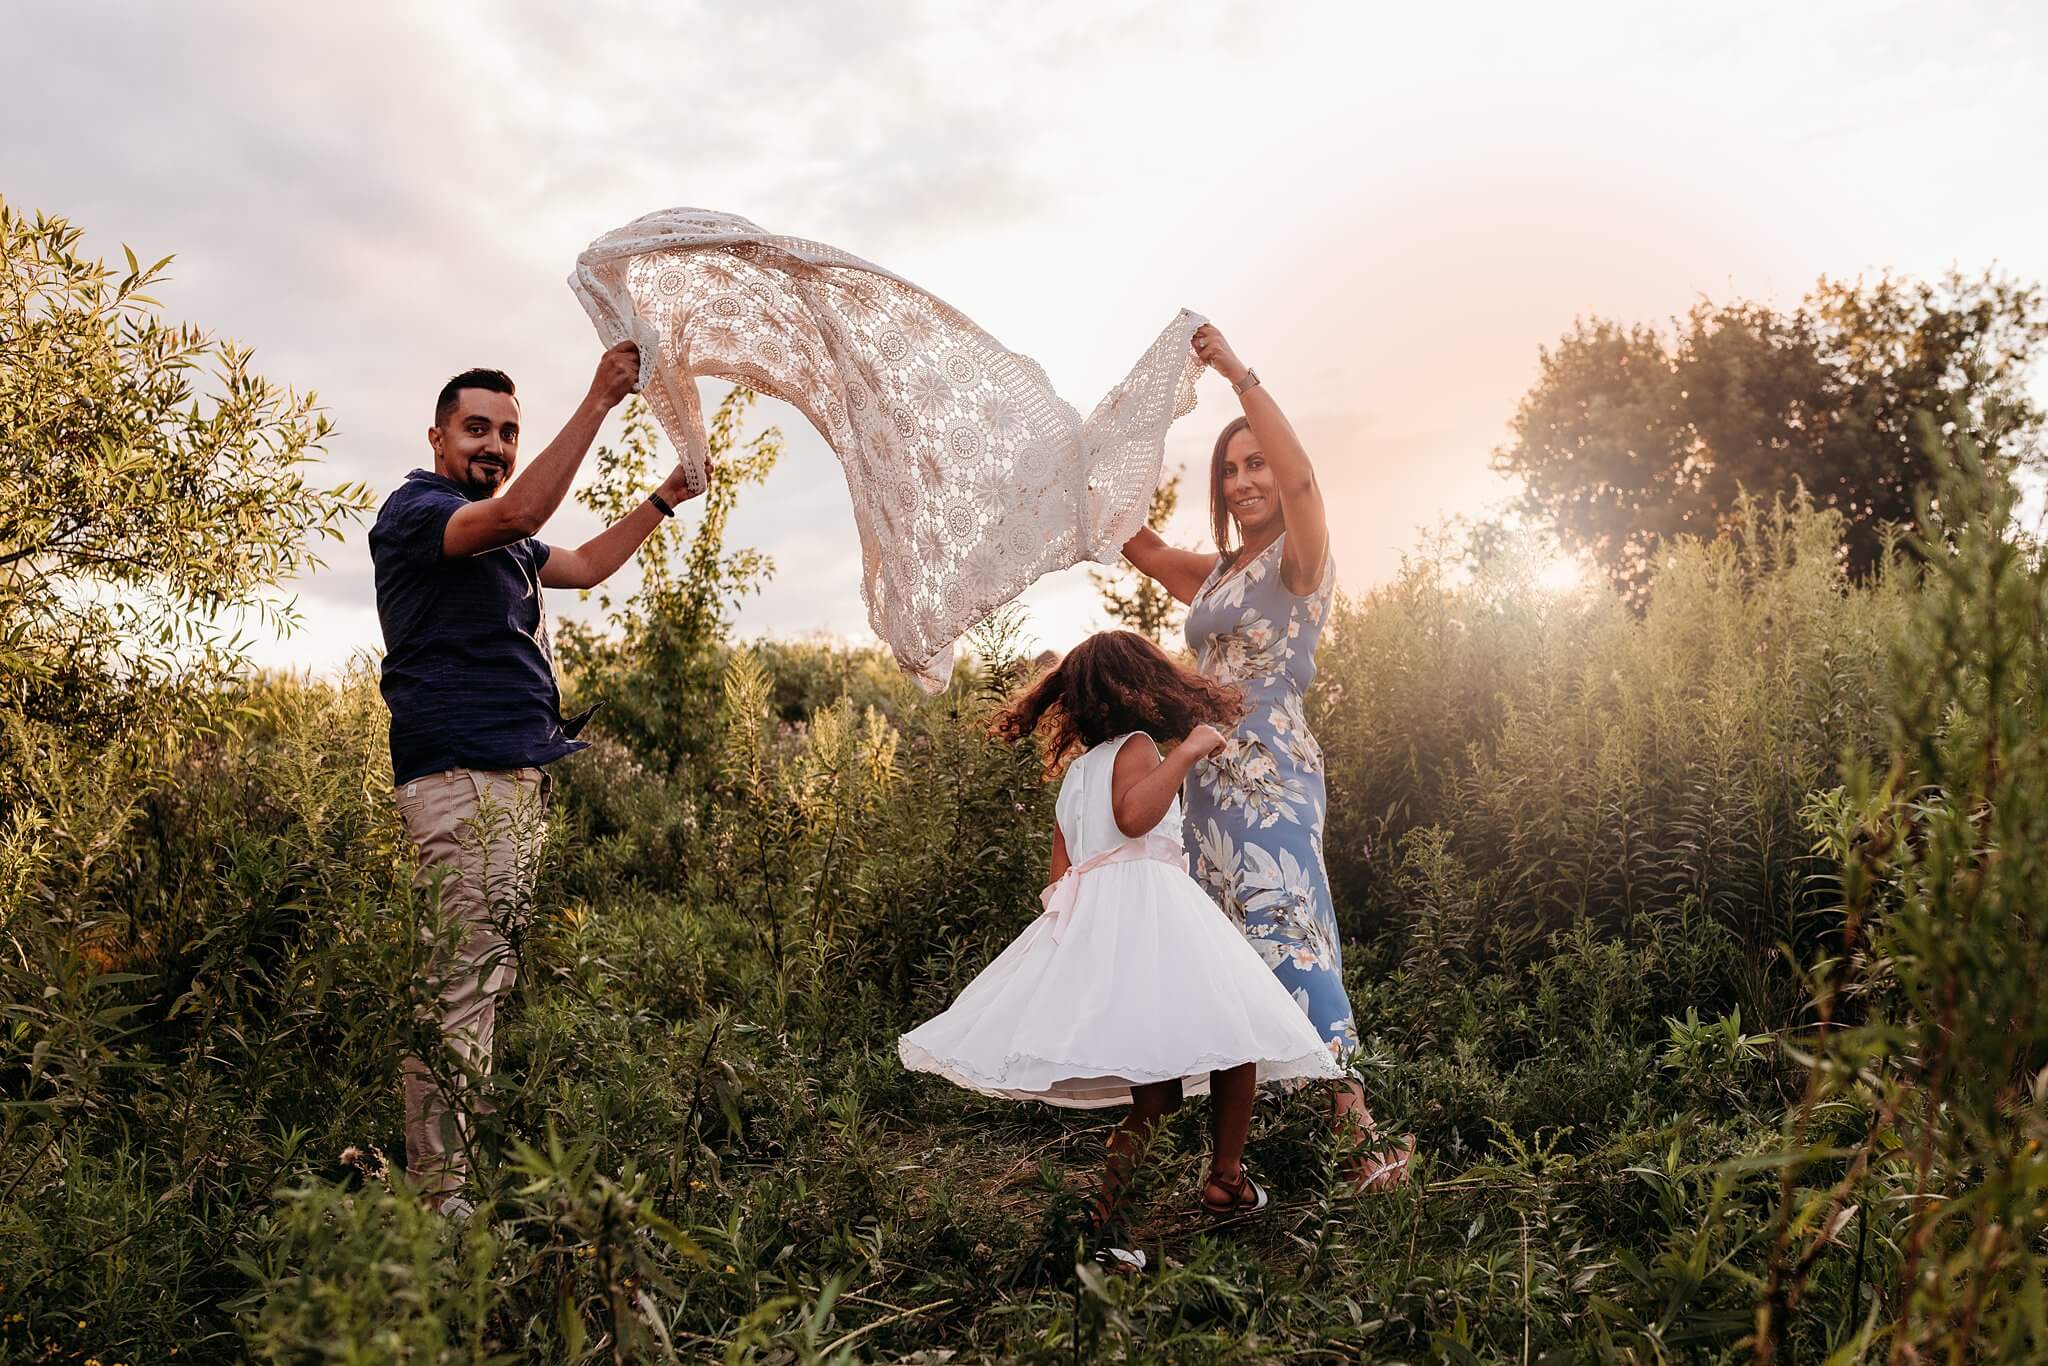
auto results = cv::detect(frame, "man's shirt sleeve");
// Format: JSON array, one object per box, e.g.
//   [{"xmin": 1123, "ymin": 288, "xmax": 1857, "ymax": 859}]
[{"xmin": 374, "ymin": 483, "xmax": 466, "ymax": 569}]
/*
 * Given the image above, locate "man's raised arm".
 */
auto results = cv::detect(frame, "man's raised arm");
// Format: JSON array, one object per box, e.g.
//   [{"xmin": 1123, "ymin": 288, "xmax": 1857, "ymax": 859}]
[
  {"xmin": 539, "ymin": 457, "xmax": 702, "ymax": 590},
  {"xmin": 443, "ymin": 341, "xmax": 641, "ymax": 558}
]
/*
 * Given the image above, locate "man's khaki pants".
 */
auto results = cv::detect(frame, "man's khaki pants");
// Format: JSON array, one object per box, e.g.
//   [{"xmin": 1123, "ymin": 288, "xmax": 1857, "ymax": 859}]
[{"xmin": 394, "ymin": 766, "xmax": 550, "ymax": 1201}]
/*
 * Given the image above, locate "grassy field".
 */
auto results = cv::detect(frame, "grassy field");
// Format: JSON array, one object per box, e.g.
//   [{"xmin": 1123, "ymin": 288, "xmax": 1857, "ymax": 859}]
[{"xmin": 5, "ymin": 457, "xmax": 2047, "ymax": 1362}]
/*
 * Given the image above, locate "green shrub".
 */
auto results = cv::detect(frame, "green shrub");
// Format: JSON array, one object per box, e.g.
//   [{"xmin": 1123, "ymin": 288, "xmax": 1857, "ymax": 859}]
[
  {"xmin": 1761, "ymin": 431, "xmax": 2048, "ymax": 1361},
  {"xmin": 1315, "ymin": 496, "xmax": 1908, "ymax": 1031}
]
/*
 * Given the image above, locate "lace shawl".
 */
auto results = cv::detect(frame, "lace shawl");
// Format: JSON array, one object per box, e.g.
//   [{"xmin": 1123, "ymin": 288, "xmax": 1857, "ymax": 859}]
[{"xmin": 569, "ymin": 209, "xmax": 1203, "ymax": 690}]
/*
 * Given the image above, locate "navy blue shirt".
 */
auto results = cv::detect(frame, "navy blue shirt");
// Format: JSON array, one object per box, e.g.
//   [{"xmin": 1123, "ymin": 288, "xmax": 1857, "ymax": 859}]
[{"xmin": 370, "ymin": 470, "xmax": 589, "ymax": 784}]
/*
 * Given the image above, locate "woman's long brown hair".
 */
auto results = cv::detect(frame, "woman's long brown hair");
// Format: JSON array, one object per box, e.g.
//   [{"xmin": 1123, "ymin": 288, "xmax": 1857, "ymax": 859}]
[
  {"xmin": 1204, "ymin": 413, "xmax": 1286, "ymax": 569},
  {"xmin": 1209, "ymin": 416, "xmax": 1261, "ymax": 568},
  {"xmin": 991, "ymin": 630, "xmax": 1246, "ymax": 778}
]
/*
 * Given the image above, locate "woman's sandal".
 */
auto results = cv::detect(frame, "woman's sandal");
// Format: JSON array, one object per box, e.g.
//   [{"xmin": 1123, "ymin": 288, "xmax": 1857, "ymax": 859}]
[
  {"xmin": 1200, "ymin": 1168, "xmax": 1270, "ymax": 1217},
  {"xmin": 1091, "ymin": 1244, "xmax": 1149, "ymax": 1274},
  {"xmin": 1348, "ymin": 1132, "xmax": 1418, "ymax": 1193},
  {"xmin": 1081, "ymin": 1190, "xmax": 1149, "ymax": 1274}
]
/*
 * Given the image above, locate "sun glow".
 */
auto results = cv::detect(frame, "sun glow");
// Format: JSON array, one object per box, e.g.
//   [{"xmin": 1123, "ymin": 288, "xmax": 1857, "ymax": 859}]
[{"xmin": 1533, "ymin": 553, "xmax": 1592, "ymax": 597}]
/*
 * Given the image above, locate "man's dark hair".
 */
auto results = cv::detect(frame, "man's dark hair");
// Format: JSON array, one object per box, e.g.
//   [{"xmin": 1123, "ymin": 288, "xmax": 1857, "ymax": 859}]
[{"xmin": 434, "ymin": 368, "xmax": 516, "ymax": 426}]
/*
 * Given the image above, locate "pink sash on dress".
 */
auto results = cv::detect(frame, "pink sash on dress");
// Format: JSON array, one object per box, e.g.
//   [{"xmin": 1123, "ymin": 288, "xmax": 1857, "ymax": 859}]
[{"xmin": 1037, "ymin": 832, "xmax": 1188, "ymax": 943}]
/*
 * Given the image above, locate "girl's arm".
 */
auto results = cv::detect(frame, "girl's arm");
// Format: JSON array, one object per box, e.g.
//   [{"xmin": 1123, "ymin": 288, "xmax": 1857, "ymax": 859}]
[
  {"xmin": 1048, "ymin": 823, "xmax": 1070, "ymax": 884},
  {"xmin": 1110, "ymin": 728, "xmax": 1227, "ymax": 837},
  {"xmin": 1121, "ymin": 526, "xmax": 1216, "ymax": 605},
  {"xmin": 1195, "ymin": 324, "xmax": 1329, "ymax": 595}
]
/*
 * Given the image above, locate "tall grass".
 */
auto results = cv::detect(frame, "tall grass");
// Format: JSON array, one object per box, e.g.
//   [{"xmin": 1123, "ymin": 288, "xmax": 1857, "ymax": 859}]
[{"xmin": 8, "ymin": 468, "xmax": 2043, "ymax": 1359}]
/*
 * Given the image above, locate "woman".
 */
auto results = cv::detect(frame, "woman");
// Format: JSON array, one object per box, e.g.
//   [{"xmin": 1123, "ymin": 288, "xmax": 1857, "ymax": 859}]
[{"xmin": 1120, "ymin": 323, "xmax": 1415, "ymax": 1190}]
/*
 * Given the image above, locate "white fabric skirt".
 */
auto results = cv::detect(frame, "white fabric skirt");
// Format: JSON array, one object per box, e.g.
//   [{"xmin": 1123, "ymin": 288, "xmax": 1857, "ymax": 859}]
[{"xmin": 899, "ymin": 862, "xmax": 1343, "ymax": 1108}]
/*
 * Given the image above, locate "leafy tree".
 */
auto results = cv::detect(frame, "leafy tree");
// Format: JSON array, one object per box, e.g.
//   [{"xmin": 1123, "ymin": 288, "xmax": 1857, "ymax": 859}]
[
  {"xmin": 1091, "ymin": 469, "xmax": 1185, "ymax": 643},
  {"xmin": 1495, "ymin": 271, "xmax": 2048, "ymax": 600},
  {"xmin": 0, "ymin": 199, "xmax": 369, "ymax": 733},
  {"xmin": 555, "ymin": 391, "xmax": 782, "ymax": 770}
]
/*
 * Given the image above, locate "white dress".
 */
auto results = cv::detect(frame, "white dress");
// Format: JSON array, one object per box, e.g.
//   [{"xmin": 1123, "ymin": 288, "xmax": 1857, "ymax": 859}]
[{"xmin": 899, "ymin": 733, "xmax": 1343, "ymax": 1108}]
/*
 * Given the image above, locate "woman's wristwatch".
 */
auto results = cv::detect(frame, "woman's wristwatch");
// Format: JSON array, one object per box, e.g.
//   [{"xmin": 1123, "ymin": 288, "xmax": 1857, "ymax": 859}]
[{"xmin": 1232, "ymin": 368, "xmax": 1261, "ymax": 395}]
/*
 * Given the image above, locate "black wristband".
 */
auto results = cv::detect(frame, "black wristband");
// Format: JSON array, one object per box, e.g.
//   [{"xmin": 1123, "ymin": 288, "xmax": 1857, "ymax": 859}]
[{"xmin": 648, "ymin": 491, "xmax": 676, "ymax": 518}]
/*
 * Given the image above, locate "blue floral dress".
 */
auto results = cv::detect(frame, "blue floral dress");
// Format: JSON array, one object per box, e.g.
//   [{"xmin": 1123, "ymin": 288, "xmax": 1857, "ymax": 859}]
[{"xmin": 1183, "ymin": 532, "xmax": 1357, "ymax": 1063}]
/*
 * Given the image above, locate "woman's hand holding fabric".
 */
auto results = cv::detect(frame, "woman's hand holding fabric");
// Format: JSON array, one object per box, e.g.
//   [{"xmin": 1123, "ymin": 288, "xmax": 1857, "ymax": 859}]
[{"xmin": 1191, "ymin": 324, "xmax": 1249, "ymax": 385}]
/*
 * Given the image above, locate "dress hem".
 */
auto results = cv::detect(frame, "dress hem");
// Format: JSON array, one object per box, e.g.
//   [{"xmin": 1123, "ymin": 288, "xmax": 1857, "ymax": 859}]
[{"xmin": 898, "ymin": 1037, "xmax": 1342, "ymax": 1110}]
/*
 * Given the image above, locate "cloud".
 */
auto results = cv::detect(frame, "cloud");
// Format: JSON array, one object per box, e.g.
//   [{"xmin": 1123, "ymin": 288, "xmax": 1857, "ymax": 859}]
[
  {"xmin": 10, "ymin": 0, "xmax": 2048, "ymax": 675},
  {"xmin": 9, "ymin": 0, "xmax": 1247, "ymax": 665}
]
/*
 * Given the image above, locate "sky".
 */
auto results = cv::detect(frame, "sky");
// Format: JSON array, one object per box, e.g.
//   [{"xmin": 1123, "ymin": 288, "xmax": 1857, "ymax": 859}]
[{"xmin": 9, "ymin": 1, "xmax": 2048, "ymax": 671}]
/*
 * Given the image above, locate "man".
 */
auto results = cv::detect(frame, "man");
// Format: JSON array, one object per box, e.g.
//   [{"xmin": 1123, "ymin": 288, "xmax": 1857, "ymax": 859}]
[{"xmin": 369, "ymin": 340, "xmax": 696, "ymax": 1215}]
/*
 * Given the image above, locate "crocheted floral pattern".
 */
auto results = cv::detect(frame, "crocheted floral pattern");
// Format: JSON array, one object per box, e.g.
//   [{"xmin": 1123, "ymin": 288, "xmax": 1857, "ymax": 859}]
[{"xmin": 571, "ymin": 209, "xmax": 1205, "ymax": 689}]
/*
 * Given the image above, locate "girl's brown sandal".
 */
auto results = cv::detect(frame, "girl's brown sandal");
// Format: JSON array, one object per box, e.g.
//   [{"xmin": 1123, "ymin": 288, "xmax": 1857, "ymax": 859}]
[{"xmin": 1200, "ymin": 1168, "xmax": 1270, "ymax": 1216}]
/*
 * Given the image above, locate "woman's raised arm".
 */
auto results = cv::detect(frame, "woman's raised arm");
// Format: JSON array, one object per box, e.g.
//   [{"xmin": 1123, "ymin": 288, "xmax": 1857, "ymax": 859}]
[{"xmin": 1194, "ymin": 324, "xmax": 1328, "ymax": 595}]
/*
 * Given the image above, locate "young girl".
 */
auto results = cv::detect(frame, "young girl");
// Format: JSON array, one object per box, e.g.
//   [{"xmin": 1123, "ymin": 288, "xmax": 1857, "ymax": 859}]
[{"xmin": 899, "ymin": 631, "xmax": 1341, "ymax": 1235}]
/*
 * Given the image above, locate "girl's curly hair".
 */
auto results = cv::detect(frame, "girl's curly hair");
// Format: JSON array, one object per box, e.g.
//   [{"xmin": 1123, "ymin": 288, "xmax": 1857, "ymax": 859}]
[{"xmin": 991, "ymin": 630, "xmax": 1247, "ymax": 777}]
